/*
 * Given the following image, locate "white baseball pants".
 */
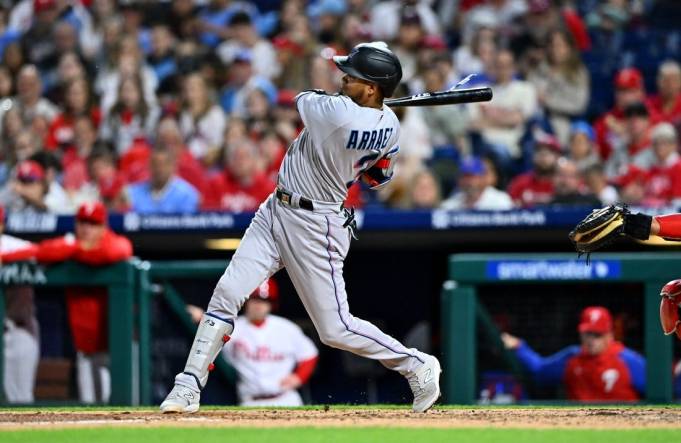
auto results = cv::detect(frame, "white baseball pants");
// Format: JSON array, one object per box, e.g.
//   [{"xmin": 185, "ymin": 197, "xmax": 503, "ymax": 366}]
[{"xmin": 207, "ymin": 195, "xmax": 426, "ymax": 375}]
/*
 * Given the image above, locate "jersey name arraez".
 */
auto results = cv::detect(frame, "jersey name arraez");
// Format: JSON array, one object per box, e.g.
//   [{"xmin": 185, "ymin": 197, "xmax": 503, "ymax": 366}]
[{"xmin": 277, "ymin": 91, "xmax": 400, "ymax": 203}]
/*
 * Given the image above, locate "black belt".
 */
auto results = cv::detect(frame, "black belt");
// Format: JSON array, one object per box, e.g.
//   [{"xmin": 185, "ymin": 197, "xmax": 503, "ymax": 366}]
[
  {"xmin": 251, "ymin": 393, "xmax": 283, "ymax": 401},
  {"xmin": 276, "ymin": 189, "xmax": 314, "ymax": 211}
]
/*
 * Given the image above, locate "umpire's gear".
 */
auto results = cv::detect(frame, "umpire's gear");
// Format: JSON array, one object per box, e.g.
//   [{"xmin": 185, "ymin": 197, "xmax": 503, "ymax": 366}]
[{"xmin": 333, "ymin": 42, "xmax": 403, "ymax": 97}]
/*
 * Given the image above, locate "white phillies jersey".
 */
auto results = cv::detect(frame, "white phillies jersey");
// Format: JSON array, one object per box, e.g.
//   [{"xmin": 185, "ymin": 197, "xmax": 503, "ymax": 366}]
[
  {"xmin": 277, "ymin": 91, "xmax": 401, "ymax": 203},
  {"xmin": 222, "ymin": 315, "xmax": 318, "ymax": 399}
]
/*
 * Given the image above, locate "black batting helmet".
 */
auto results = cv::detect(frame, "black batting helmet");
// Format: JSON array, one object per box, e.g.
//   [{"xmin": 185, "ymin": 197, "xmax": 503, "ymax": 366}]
[{"xmin": 333, "ymin": 42, "xmax": 403, "ymax": 97}]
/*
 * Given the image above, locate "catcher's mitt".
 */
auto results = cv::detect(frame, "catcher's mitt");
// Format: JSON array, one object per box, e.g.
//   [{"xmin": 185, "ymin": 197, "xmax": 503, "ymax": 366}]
[
  {"xmin": 568, "ymin": 204, "xmax": 657, "ymax": 258},
  {"xmin": 569, "ymin": 204, "xmax": 629, "ymax": 253}
]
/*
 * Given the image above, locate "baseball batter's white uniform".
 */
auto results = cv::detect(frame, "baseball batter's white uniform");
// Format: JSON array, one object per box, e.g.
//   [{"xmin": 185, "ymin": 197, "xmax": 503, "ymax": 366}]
[
  {"xmin": 222, "ymin": 315, "xmax": 317, "ymax": 406},
  {"xmin": 205, "ymin": 90, "xmax": 427, "ymax": 374},
  {"xmin": 162, "ymin": 80, "xmax": 439, "ymax": 413}
]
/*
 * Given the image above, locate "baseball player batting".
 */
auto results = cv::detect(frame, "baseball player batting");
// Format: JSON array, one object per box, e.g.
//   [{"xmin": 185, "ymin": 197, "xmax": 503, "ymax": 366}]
[{"xmin": 161, "ymin": 41, "xmax": 441, "ymax": 413}]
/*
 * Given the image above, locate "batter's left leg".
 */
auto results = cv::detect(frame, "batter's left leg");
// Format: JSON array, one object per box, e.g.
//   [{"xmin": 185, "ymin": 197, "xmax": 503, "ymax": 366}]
[{"xmin": 161, "ymin": 197, "xmax": 283, "ymax": 413}]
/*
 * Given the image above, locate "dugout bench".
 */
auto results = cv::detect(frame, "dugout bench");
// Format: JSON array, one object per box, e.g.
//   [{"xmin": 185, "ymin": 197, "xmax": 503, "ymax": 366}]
[{"xmin": 442, "ymin": 252, "xmax": 680, "ymax": 404}]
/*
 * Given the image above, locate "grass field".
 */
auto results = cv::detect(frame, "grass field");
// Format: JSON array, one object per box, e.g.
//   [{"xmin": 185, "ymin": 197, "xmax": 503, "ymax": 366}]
[
  {"xmin": 2, "ymin": 427, "xmax": 680, "ymax": 443},
  {"xmin": 1, "ymin": 405, "xmax": 680, "ymax": 443}
]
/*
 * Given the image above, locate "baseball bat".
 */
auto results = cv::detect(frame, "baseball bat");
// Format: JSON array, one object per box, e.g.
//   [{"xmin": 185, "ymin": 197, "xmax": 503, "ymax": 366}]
[{"xmin": 384, "ymin": 87, "xmax": 493, "ymax": 107}]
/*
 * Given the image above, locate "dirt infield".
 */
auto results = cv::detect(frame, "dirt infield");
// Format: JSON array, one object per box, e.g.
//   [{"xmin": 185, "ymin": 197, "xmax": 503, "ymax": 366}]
[{"xmin": 1, "ymin": 407, "xmax": 681, "ymax": 430}]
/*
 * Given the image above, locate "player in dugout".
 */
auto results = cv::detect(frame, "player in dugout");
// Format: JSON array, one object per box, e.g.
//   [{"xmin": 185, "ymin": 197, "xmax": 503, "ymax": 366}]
[
  {"xmin": 37, "ymin": 201, "xmax": 132, "ymax": 404},
  {"xmin": 0, "ymin": 205, "xmax": 40, "ymax": 403},
  {"xmin": 501, "ymin": 306, "xmax": 647, "ymax": 401},
  {"xmin": 187, "ymin": 278, "xmax": 318, "ymax": 406}
]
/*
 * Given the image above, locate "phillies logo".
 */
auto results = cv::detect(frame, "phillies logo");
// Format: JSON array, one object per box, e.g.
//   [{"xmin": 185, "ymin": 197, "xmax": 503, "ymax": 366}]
[{"xmin": 233, "ymin": 341, "xmax": 285, "ymax": 362}]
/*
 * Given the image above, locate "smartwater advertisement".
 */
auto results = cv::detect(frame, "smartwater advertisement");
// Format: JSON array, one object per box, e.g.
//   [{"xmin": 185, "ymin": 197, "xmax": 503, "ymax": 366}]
[{"xmin": 486, "ymin": 260, "xmax": 622, "ymax": 280}]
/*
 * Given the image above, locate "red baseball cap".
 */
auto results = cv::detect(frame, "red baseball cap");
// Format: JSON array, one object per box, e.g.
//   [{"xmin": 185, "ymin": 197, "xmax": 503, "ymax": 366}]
[
  {"xmin": 250, "ymin": 279, "xmax": 279, "ymax": 303},
  {"xmin": 33, "ymin": 0, "xmax": 56, "ymax": 13},
  {"xmin": 16, "ymin": 160, "xmax": 45, "ymax": 182},
  {"xmin": 535, "ymin": 133, "xmax": 562, "ymax": 153},
  {"xmin": 578, "ymin": 306, "xmax": 613, "ymax": 334},
  {"xmin": 76, "ymin": 201, "xmax": 107, "ymax": 225},
  {"xmin": 615, "ymin": 68, "xmax": 644, "ymax": 90}
]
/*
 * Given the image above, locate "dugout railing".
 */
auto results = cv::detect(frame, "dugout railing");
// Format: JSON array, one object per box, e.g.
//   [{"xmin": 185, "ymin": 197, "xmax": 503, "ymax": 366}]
[
  {"xmin": 0, "ymin": 259, "xmax": 237, "ymax": 407},
  {"xmin": 0, "ymin": 259, "xmax": 146, "ymax": 405},
  {"xmin": 442, "ymin": 252, "xmax": 679, "ymax": 404}
]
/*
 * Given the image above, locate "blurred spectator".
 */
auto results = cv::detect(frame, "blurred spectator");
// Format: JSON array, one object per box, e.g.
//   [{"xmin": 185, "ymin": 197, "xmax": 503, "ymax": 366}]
[
  {"xmin": 260, "ymin": 130, "xmax": 286, "ymax": 183},
  {"xmin": 120, "ymin": 1, "xmax": 151, "ymax": 56},
  {"xmin": 79, "ymin": 147, "xmax": 127, "ymax": 211},
  {"xmin": 640, "ymin": 123, "xmax": 681, "ymax": 207},
  {"xmin": 0, "ymin": 159, "xmax": 61, "ymax": 213},
  {"xmin": 2, "ymin": 42, "xmax": 25, "ymax": 78},
  {"xmin": 219, "ymin": 49, "xmax": 276, "ymax": 118},
  {"xmin": 308, "ymin": 0, "xmax": 347, "ymax": 47},
  {"xmin": 469, "ymin": 49, "xmax": 539, "ymax": 172},
  {"xmin": 11, "ymin": 65, "xmax": 58, "ymax": 123},
  {"xmin": 217, "ymin": 12, "xmax": 279, "ymax": 80},
  {"xmin": 96, "ymin": 35, "xmax": 158, "ymax": 115},
  {"xmin": 420, "ymin": 67, "xmax": 470, "ymax": 157},
  {"xmin": 511, "ymin": 0, "xmax": 590, "ymax": 62},
  {"xmin": 646, "ymin": 61, "xmax": 681, "ymax": 128},
  {"xmin": 501, "ymin": 306, "xmax": 644, "ymax": 401},
  {"xmin": 0, "ymin": 65, "xmax": 13, "ymax": 97},
  {"xmin": 527, "ymin": 29, "xmax": 590, "ymax": 145},
  {"xmin": 0, "ymin": 204, "xmax": 40, "ymax": 404},
  {"xmin": 272, "ymin": 35, "xmax": 312, "ymax": 92},
  {"xmin": 62, "ymin": 116, "xmax": 98, "ymax": 193},
  {"xmin": 507, "ymin": 135, "xmax": 559, "ymax": 207},
  {"xmin": 567, "ymin": 121, "xmax": 599, "ymax": 173},
  {"xmin": 21, "ymin": 0, "xmax": 60, "ymax": 71},
  {"xmin": 440, "ymin": 157, "xmax": 513, "ymax": 210},
  {"xmin": 148, "ymin": 24, "xmax": 179, "ymax": 96},
  {"xmin": 127, "ymin": 147, "xmax": 200, "ymax": 214},
  {"xmin": 166, "ymin": 0, "xmax": 200, "ymax": 41},
  {"xmin": 156, "ymin": 116, "xmax": 207, "ymax": 195},
  {"xmin": 616, "ymin": 165, "xmax": 648, "ymax": 206},
  {"xmin": 1, "ymin": 127, "xmax": 41, "ymax": 185},
  {"xmin": 407, "ymin": 169, "xmax": 442, "ymax": 210},
  {"xmin": 453, "ymin": 24, "xmax": 498, "ymax": 81},
  {"xmin": 594, "ymin": 68, "xmax": 652, "ymax": 161},
  {"xmin": 37, "ymin": 201, "xmax": 133, "ymax": 404},
  {"xmin": 179, "ymin": 72, "xmax": 226, "ymax": 166},
  {"xmin": 583, "ymin": 164, "xmax": 619, "ymax": 206},
  {"xmin": 549, "ymin": 157, "xmax": 600, "ymax": 207},
  {"xmin": 100, "ymin": 74, "xmax": 160, "ymax": 155},
  {"xmin": 605, "ymin": 102, "xmax": 653, "ymax": 178},
  {"xmin": 462, "ymin": 0, "xmax": 526, "ymax": 45},
  {"xmin": 392, "ymin": 10, "xmax": 425, "ymax": 84},
  {"xmin": 369, "ymin": 0, "xmax": 440, "ymax": 42},
  {"xmin": 46, "ymin": 77, "xmax": 101, "ymax": 151},
  {"xmin": 0, "ymin": 8, "xmax": 21, "ymax": 61},
  {"xmin": 203, "ymin": 138, "xmax": 275, "ymax": 212},
  {"xmin": 30, "ymin": 150, "xmax": 74, "ymax": 214}
]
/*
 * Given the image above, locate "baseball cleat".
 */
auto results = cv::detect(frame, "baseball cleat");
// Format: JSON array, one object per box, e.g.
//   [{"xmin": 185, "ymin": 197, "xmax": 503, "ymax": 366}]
[
  {"xmin": 407, "ymin": 355, "xmax": 441, "ymax": 413},
  {"xmin": 160, "ymin": 373, "xmax": 201, "ymax": 413}
]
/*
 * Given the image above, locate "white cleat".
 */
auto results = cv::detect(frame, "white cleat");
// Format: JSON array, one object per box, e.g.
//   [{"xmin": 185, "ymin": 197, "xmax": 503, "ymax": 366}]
[
  {"xmin": 160, "ymin": 373, "xmax": 201, "ymax": 413},
  {"xmin": 407, "ymin": 355, "xmax": 442, "ymax": 413}
]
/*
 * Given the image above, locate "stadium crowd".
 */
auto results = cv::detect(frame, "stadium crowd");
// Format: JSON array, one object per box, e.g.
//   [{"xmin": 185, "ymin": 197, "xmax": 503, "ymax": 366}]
[{"xmin": 0, "ymin": 0, "xmax": 680, "ymax": 215}]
